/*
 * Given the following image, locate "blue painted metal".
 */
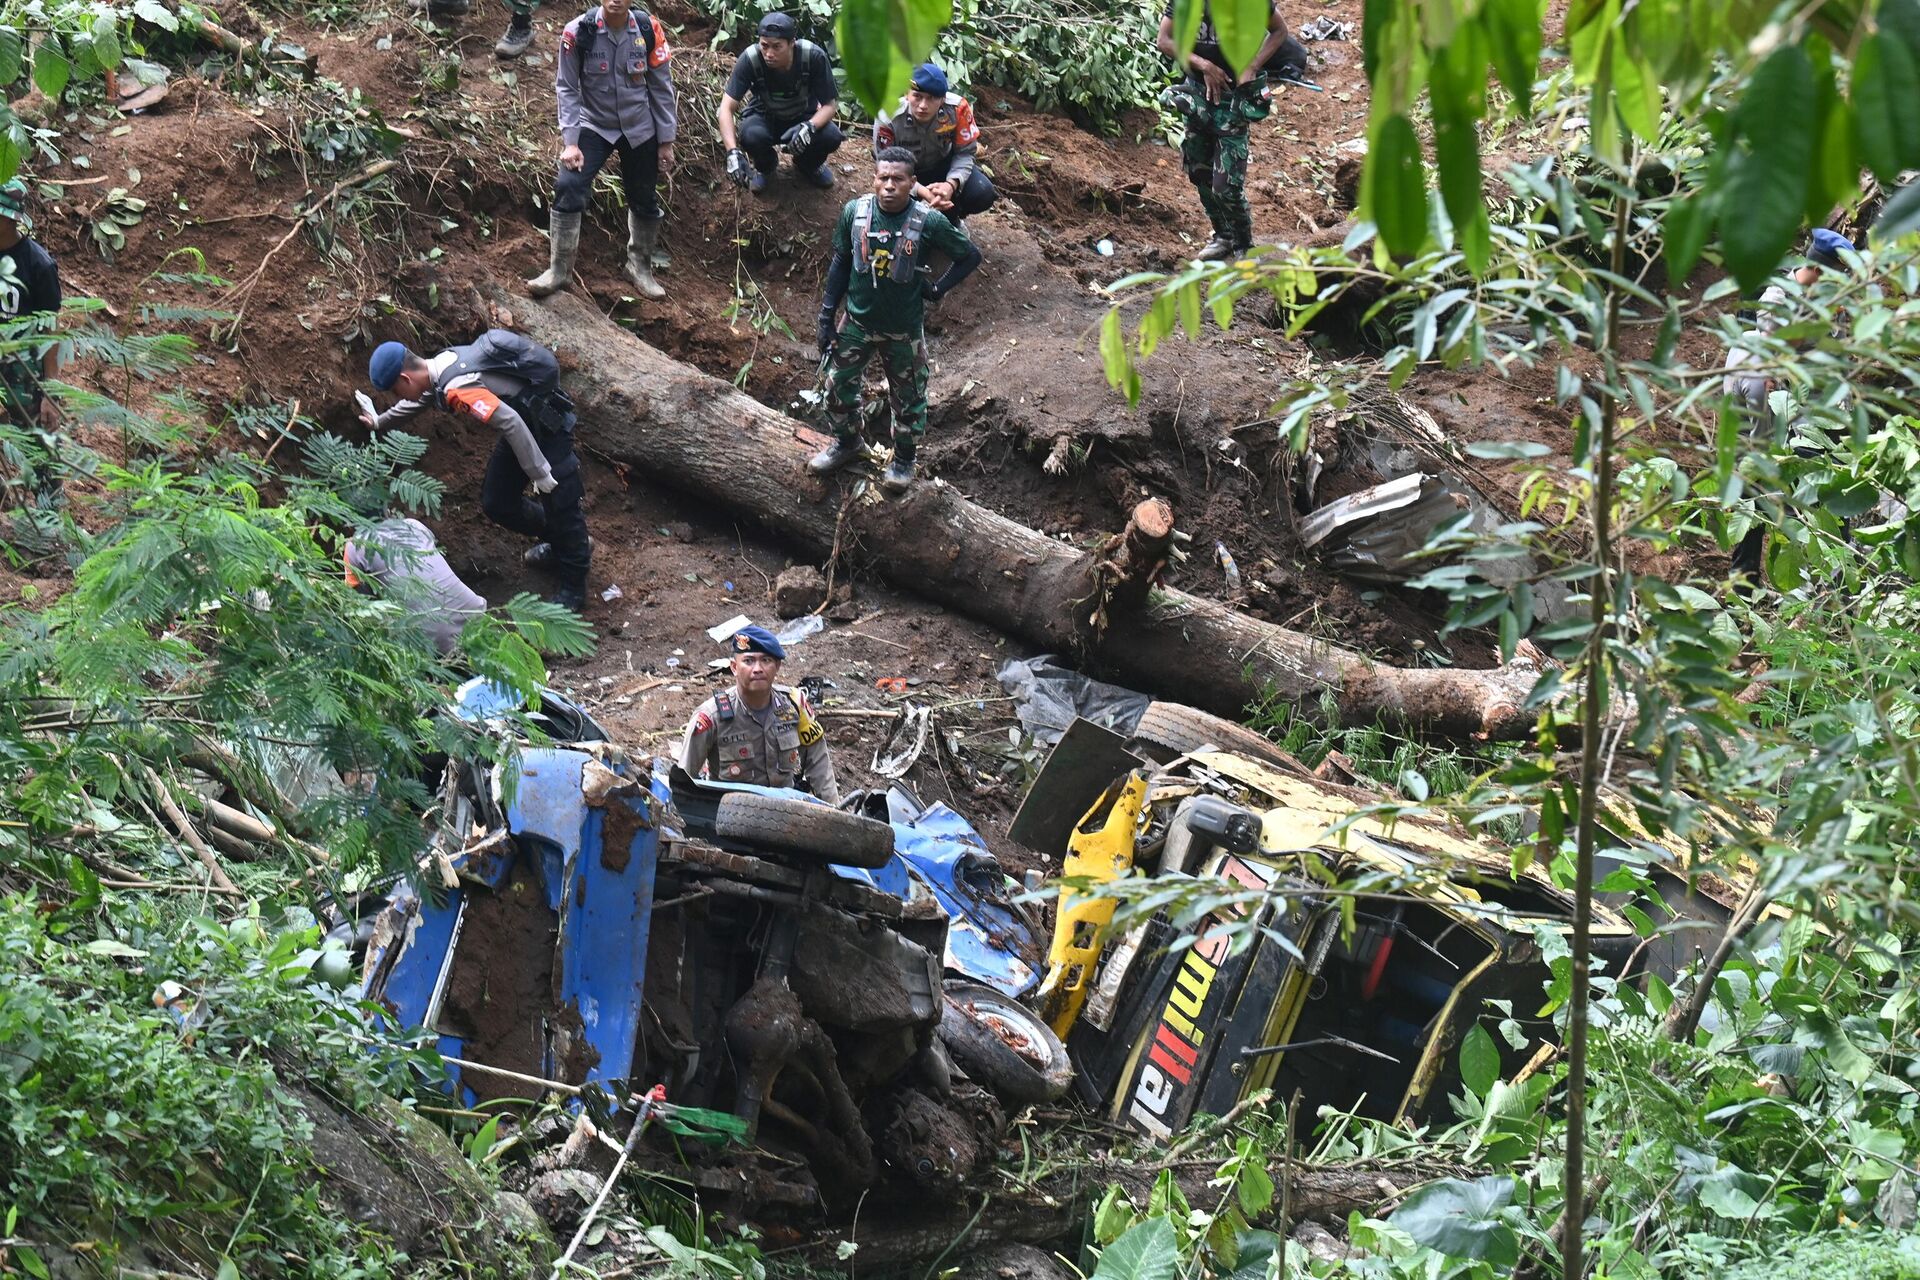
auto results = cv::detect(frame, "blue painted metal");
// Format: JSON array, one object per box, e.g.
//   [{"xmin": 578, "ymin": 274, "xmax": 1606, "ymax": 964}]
[
  {"xmin": 551, "ymin": 770, "xmax": 667, "ymax": 1092},
  {"xmin": 361, "ymin": 880, "xmax": 474, "ymax": 1097},
  {"xmin": 508, "ymin": 748, "xmax": 590, "ymax": 913}
]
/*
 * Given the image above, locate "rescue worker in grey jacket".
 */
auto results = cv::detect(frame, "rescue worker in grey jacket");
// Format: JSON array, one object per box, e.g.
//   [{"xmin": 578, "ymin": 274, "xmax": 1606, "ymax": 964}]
[
  {"xmin": 361, "ymin": 333, "xmax": 592, "ymax": 612},
  {"xmin": 873, "ymin": 63, "xmax": 996, "ymax": 223},
  {"xmin": 528, "ymin": 0, "xmax": 678, "ymax": 301},
  {"xmin": 679, "ymin": 625, "xmax": 841, "ymax": 802},
  {"xmin": 345, "ymin": 517, "xmax": 487, "ymax": 656}
]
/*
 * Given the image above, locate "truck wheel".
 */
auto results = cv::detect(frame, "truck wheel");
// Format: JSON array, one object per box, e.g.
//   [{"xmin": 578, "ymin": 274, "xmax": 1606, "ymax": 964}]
[
  {"xmin": 712, "ymin": 791, "xmax": 895, "ymax": 869},
  {"xmin": 937, "ymin": 980, "xmax": 1072, "ymax": 1108},
  {"xmin": 1129, "ymin": 701, "xmax": 1310, "ymax": 777}
]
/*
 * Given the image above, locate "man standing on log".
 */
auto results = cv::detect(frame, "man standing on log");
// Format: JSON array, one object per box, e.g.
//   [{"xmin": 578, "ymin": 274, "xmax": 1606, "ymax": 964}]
[
  {"xmin": 680, "ymin": 625, "xmax": 841, "ymax": 802},
  {"xmin": 873, "ymin": 63, "xmax": 997, "ymax": 226},
  {"xmin": 811, "ymin": 147, "xmax": 981, "ymax": 494},
  {"xmin": 528, "ymin": 0, "xmax": 678, "ymax": 301},
  {"xmin": 0, "ymin": 177, "xmax": 65, "ymax": 502},
  {"xmin": 360, "ymin": 331, "xmax": 592, "ymax": 612},
  {"xmin": 1155, "ymin": 1, "xmax": 1305, "ymax": 260},
  {"xmin": 717, "ymin": 12, "xmax": 844, "ymax": 193}
]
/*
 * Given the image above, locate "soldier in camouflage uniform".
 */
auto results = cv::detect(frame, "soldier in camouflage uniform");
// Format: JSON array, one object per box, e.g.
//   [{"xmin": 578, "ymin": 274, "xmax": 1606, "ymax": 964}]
[
  {"xmin": 810, "ymin": 147, "xmax": 981, "ymax": 495},
  {"xmin": 1155, "ymin": 1, "xmax": 1305, "ymax": 260},
  {"xmin": 679, "ymin": 625, "xmax": 841, "ymax": 802}
]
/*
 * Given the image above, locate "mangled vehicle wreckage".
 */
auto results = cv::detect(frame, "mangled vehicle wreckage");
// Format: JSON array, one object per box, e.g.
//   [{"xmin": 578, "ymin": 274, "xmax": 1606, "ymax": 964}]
[
  {"xmin": 358, "ymin": 681, "xmax": 1062, "ymax": 1208},
  {"xmin": 356, "ymin": 687, "xmax": 1680, "ymax": 1208}
]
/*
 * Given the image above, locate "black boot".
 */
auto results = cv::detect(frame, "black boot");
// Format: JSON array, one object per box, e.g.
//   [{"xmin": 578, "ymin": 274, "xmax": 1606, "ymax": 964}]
[
  {"xmin": 495, "ymin": 11, "xmax": 533, "ymax": 57},
  {"xmin": 807, "ymin": 437, "xmax": 864, "ymax": 475},
  {"xmin": 881, "ymin": 433, "xmax": 917, "ymax": 495},
  {"xmin": 525, "ymin": 535, "xmax": 593, "ymax": 572}
]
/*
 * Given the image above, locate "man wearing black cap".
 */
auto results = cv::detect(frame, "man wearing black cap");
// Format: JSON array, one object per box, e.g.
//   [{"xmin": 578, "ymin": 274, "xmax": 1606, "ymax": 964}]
[
  {"xmin": 717, "ymin": 11, "xmax": 844, "ymax": 192},
  {"xmin": 1155, "ymin": 0, "xmax": 1306, "ymax": 260},
  {"xmin": 0, "ymin": 177, "xmax": 66, "ymax": 499},
  {"xmin": 680, "ymin": 624, "xmax": 840, "ymax": 802},
  {"xmin": 874, "ymin": 63, "xmax": 997, "ymax": 225},
  {"xmin": 359, "ymin": 331, "xmax": 592, "ymax": 612}
]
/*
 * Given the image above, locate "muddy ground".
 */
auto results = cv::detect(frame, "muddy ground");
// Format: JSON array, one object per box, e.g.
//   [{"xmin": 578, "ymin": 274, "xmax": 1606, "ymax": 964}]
[{"xmin": 5, "ymin": 0, "xmax": 1727, "ymax": 870}]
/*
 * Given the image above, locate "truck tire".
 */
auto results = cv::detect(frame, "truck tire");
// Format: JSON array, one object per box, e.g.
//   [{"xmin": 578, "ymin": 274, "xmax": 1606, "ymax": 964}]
[
  {"xmin": 937, "ymin": 980, "xmax": 1072, "ymax": 1108},
  {"xmin": 1129, "ymin": 701, "xmax": 1310, "ymax": 777},
  {"xmin": 712, "ymin": 791, "xmax": 895, "ymax": 869}
]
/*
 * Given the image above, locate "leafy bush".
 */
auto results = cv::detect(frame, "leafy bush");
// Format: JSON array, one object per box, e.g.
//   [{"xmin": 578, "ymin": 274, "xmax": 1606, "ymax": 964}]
[
  {"xmin": 1717, "ymin": 1231, "xmax": 1920, "ymax": 1280},
  {"xmin": 686, "ymin": 0, "xmax": 1171, "ymax": 130},
  {"xmin": 0, "ymin": 896, "xmax": 422, "ymax": 1278}
]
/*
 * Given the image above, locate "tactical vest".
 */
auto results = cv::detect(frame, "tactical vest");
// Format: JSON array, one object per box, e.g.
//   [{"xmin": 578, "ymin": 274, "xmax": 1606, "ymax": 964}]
[
  {"xmin": 708, "ymin": 686, "xmax": 819, "ymax": 789},
  {"xmin": 434, "ymin": 329, "xmax": 577, "ymax": 438},
  {"xmin": 569, "ymin": 6, "xmax": 657, "ymax": 68},
  {"xmin": 851, "ymin": 194, "xmax": 931, "ymax": 283},
  {"xmin": 744, "ymin": 40, "xmax": 825, "ymax": 121}
]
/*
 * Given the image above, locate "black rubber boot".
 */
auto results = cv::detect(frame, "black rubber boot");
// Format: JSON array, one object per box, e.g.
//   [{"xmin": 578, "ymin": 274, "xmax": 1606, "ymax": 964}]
[
  {"xmin": 807, "ymin": 437, "xmax": 864, "ymax": 475},
  {"xmin": 495, "ymin": 12, "xmax": 533, "ymax": 57},
  {"xmin": 525, "ymin": 535, "xmax": 593, "ymax": 571},
  {"xmin": 881, "ymin": 434, "xmax": 917, "ymax": 495}
]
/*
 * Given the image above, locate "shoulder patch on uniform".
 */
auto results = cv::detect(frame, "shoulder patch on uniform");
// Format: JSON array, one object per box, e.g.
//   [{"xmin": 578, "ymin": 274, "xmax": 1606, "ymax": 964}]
[
  {"xmin": 446, "ymin": 384, "xmax": 501, "ymax": 422},
  {"xmin": 561, "ymin": 25, "xmax": 576, "ymax": 49},
  {"xmin": 692, "ymin": 710, "xmax": 713, "ymax": 733}
]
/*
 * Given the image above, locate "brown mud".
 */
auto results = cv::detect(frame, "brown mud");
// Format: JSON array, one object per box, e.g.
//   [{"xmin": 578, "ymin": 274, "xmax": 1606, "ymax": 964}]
[{"xmin": 5, "ymin": 0, "xmax": 1724, "ymax": 873}]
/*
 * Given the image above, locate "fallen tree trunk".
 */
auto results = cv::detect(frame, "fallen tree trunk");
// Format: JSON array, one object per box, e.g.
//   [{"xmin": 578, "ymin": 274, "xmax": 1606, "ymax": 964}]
[{"xmin": 505, "ymin": 289, "xmax": 1544, "ymax": 740}]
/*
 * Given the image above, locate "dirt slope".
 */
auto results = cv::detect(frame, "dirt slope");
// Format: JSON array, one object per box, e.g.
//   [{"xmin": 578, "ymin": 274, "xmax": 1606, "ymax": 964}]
[{"xmin": 10, "ymin": 0, "xmax": 1631, "ymax": 863}]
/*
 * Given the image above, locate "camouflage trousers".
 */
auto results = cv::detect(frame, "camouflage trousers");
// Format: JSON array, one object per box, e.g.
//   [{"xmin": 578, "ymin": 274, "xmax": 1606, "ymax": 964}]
[
  {"xmin": 822, "ymin": 324, "xmax": 928, "ymax": 459},
  {"xmin": 1166, "ymin": 77, "xmax": 1269, "ymax": 248}
]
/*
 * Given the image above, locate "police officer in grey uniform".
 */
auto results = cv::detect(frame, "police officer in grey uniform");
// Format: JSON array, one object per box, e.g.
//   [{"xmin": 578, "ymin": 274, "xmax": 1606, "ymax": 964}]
[
  {"xmin": 345, "ymin": 517, "xmax": 488, "ymax": 656},
  {"xmin": 679, "ymin": 625, "xmax": 840, "ymax": 802},
  {"xmin": 873, "ymin": 63, "xmax": 997, "ymax": 223},
  {"xmin": 529, "ymin": 0, "xmax": 678, "ymax": 301}
]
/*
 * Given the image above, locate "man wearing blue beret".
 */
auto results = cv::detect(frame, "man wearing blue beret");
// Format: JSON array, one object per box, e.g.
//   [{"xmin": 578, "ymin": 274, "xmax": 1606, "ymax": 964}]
[
  {"xmin": 873, "ymin": 63, "xmax": 997, "ymax": 225},
  {"xmin": 360, "ymin": 328, "xmax": 592, "ymax": 612},
  {"xmin": 679, "ymin": 624, "xmax": 840, "ymax": 802}
]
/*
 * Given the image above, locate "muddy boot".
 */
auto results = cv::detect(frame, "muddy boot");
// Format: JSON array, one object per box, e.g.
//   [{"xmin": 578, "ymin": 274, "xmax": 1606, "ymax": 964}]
[
  {"xmin": 1197, "ymin": 235, "xmax": 1238, "ymax": 261},
  {"xmin": 881, "ymin": 435, "xmax": 917, "ymax": 494},
  {"xmin": 553, "ymin": 585, "xmax": 587, "ymax": 613},
  {"xmin": 807, "ymin": 437, "xmax": 864, "ymax": 476},
  {"xmin": 624, "ymin": 210, "xmax": 666, "ymax": 300},
  {"xmin": 526, "ymin": 210, "xmax": 581, "ymax": 297},
  {"xmin": 525, "ymin": 535, "xmax": 593, "ymax": 572},
  {"xmin": 495, "ymin": 11, "xmax": 534, "ymax": 57}
]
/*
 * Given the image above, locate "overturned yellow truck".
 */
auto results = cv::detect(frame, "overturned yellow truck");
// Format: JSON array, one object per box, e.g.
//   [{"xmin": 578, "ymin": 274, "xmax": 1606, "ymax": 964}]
[{"xmin": 1013, "ymin": 713, "xmax": 1647, "ymax": 1139}]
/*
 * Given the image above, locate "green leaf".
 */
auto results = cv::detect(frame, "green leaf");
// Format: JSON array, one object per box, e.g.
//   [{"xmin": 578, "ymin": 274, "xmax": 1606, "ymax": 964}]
[
  {"xmin": 133, "ymin": 0, "xmax": 181, "ymax": 31},
  {"xmin": 1093, "ymin": 1184, "xmax": 1136, "ymax": 1245},
  {"xmin": 1169, "ymin": 0, "xmax": 1203, "ymax": 68},
  {"xmin": 1209, "ymin": 0, "xmax": 1272, "ymax": 80},
  {"xmin": 1719, "ymin": 45, "xmax": 1814, "ymax": 292},
  {"xmin": 1767, "ymin": 536, "xmax": 1802, "ymax": 591},
  {"xmin": 1390, "ymin": 1177, "xmax": 1519, "ymax": 1267},
  {"xmin": 1484, "ymin": 0, "xmax": 1541, "ymax": 113},
  {"xmin": 33, "ymin": 42, "xmax": 71, "ymax": 101},
  {"xmin": 1852, "ymin": 34, "xmax": 1919, "ymax": 183},
  {"xmin": 20, "ymin": 1246, "xmax": 50, "ymax": 1280},
  {"xmin": 1460, "ymin": 1021, "xmax": 1501, "ymax": 1094},
  {"xmin": 1611, "ymin": 52, "xmax": 1661, "ymax": 142},
  {"xmin": 1365, "ymin": 113, "xmax": 1429, "ymax": 258},
  {"xmin": 834, "ymin": 0, "xmax": 914, "ymax": 115},
  {"xmin": 1237, "ymin": 1160, "xmax": 1275, "ymax": 1216},
  {"xmin": 93, "ymin": 13, "xmax": 123, "ymax": 70},
  {"xmin": 1176, "ymin": 281, "xmax": 1201, "ymax": 339},
  {"xmin": 0, "ymin": 126, "xmax": 18, "ymax": 186},
  {"xmin": 0, "ymin": 30, "xmax": 23, "ymax": 84},
  {"xmin": 1873, "ymin": 177, "xmax": 1920, "ymax": 243},
  {"xmin": 1091, "ymin": 1216, "xmax": 1180, "ymax": 1280}
]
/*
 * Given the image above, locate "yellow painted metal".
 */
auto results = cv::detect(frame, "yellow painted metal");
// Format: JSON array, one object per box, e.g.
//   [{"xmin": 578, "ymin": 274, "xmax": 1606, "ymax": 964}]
[{"xmin": 1038, "ymin": 773, "xmax": 1148, "ymax": 1038}]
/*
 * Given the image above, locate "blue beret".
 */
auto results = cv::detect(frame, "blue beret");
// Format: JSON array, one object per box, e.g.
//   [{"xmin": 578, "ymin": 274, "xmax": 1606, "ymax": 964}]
[
  {"xmin": 911, "ymin": 63, "xmax": 948, "ymax": 95},
  {"xmin": 730, "ymin": 625, "xmax": 785, "ymax": 660},
  {"xmin": 757, "ymin": 10, "xmax": 797, "ymax": 38},
  {"xmin": 368, "ymin": 341, "xmax": 408, "ymax": 391},
  {"xmin": 1808, "ymin": 227, "xmax": 1850, "ymax": 266}
]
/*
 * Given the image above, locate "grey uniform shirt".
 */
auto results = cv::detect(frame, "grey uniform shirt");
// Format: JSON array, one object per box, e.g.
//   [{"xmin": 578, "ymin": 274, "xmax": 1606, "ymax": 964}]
[
  {"xmin": 346, "ymin": 517, "xmax": 487, "ymax": 655},
  {"xmin": 375, "ymin": 351, "xmax": 557, "ymax": 488},
  {"xmin": 679, "ymin": 684, "xmax": 840, "ymax": 803},
  {"xmin": 556, "ymin": 8, "xmax": 678, "ymax": 148},
  {"xmin": 873, "ymin": 93, "xmax": 981, "ymax": 184}
]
